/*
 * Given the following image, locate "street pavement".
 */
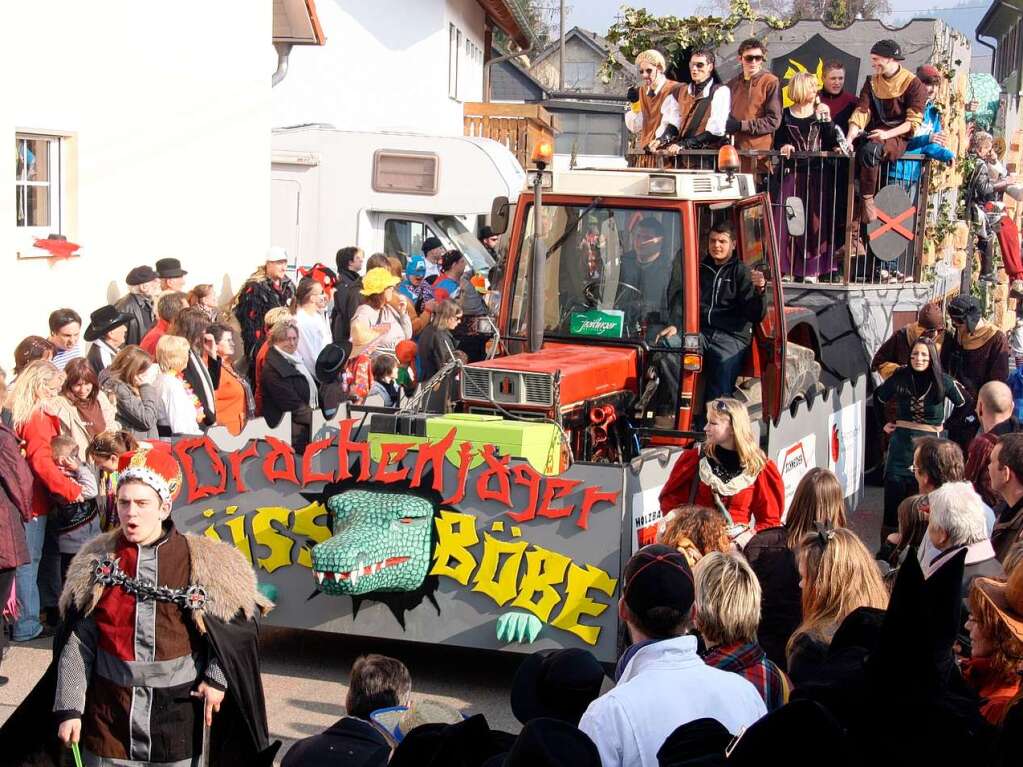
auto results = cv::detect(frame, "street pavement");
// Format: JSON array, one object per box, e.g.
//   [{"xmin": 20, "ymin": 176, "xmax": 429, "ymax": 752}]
[{"xmin": 1, "ymin": 485, "xmax": 884, "ymax": 762}]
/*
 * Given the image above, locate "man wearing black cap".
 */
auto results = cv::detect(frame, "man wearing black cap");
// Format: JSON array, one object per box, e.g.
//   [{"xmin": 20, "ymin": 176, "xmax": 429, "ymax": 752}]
[
  {"xmin": 156, "ymin": 257, "xmax": 188, "ymax": 292},
  {"xmin": 578, "ymin": 544, "xmax": 766, "ymax": 767},
  {"xmin": 510, "ymin": 648, "xmax": 606, "ymax": 727},
  {"xmin": 845, "ymin": 40, "xmax": 928, "ymax": 227},
  {"xmin": 115, "ymin": 265, "xmax": 160, "ymax": 346},
  {"xmin": 422, "ymin": 236, "xmax": 445, "ymax": 281},
  {"xmin": 942, "ymin": 294, "xmax": 1009, "ymax": 450}
]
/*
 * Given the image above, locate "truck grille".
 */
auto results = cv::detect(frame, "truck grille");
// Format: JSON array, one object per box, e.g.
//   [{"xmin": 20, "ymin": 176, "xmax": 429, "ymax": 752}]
[
  {"xmin": 691, "ymin": 176, "xmax": 713, "ymax": 193},
  {"xmin": 461, "ymin": 368, "xmax": 555, "ymax": 407}
]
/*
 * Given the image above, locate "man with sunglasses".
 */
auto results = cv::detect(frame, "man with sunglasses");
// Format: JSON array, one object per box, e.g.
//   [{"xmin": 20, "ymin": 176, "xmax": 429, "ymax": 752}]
[
  {"xmin": 668, "ymin": 49, "xmax": 730, "ymax": 152},
  {"xmin": 725, "ymin": 39, "xmax": 781, "ymax": 175},
  {"xmin": 625, "ymin": 49, "xmax": 681, "ymax": 152}
]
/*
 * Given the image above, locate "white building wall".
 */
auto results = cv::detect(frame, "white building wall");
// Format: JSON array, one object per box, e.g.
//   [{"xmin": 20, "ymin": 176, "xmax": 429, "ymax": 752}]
[
  {"xmin": 273, "ymin": 0, "xmax": 485, "ymax": 134},
  {"xmin": 1, "ymin": 1, "xmax": 271, "ymax": 368}
]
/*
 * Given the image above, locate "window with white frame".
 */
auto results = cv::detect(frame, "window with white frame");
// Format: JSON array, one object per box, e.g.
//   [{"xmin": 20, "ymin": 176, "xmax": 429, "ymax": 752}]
[
  {"xmin": 16, "ymin": 133, "xmax": 63, "ymax": 231},
  {"xmin": 449, "ymin": 24, "xmax": 461, "ymax": 100}
]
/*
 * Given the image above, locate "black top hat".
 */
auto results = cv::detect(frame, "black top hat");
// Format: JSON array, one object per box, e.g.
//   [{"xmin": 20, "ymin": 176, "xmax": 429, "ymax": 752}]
[
  {"xmin": 155, "ymin": 258, "xmax": 187, "ymax": 278},
  {"xmin": 483, "ymin": 718, "xmax": 601, "ymax": 767},
  {"xmin": 656, "ymin": 718, "xmax": 732, "ymax": 767},
  {"xmin": 125, "ymin": 265, "xmax": 159, "ymax": 286},
  {"xmin": 389, "ymin": 714, "xmax": 514, "ymax": 767},
  {"xmin": 727, "ymin": 700, "xmax": 849, "ymax": 767},
  {"xmin": 315, "ymin": 342, "xmax": 351, "ymax": 383},
  {"xmin": 511, "ymin": 648, "xmax": 606, "ymax": 726},
  {"xmin": 83, "ymin": 305, "xmax": 133, "ymax": 342}
]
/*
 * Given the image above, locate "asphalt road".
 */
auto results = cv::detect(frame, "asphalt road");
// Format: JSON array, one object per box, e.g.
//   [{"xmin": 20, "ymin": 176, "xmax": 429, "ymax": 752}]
[{"xmin": 0, "ymin": 485, "xmax": 884, "ymax": 762}]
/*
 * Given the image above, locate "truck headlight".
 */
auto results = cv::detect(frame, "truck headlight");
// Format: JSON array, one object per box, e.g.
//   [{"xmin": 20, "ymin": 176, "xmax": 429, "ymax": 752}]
[{"xmin": 648, "ymin": 175, "xmax": 677, "ymax": 195}]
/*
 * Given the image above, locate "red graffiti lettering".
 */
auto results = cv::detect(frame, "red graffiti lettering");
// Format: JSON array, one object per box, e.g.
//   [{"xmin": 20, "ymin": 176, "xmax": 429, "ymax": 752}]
[
  {"xmin": 375, "ymin": 442, "xmax": 413, "ymax": 484},
  {"xmin": 577, "ymin": 486, "xmax": 619, "ymax": 530},
  {"xmin": 227, "ymin": 440, "xmax": 259, "ymax": 493},
  {"xmin": 262, "ymin": 437, "xmax": 299, "ymax": 485},
  {"xmin": 410, "ymin": 427, "xmax": 456, "ymax": 494},
  {"xmin": 336, "ymin": 419, "xmax": 371, "ymax": 481},
  {"xmin": 538, "ymin": 478, "xmax": 582, "ymax": 521},
  {"xmin": 174, "ymin": 436, "xmax": 228, "ymax": 503},
  {"xmin": 441, "ymin": 440, "xmax": 475, "ymax": 505},
  {"xmin": 476, "ymin": 445, "xmax": 511, "ymax": 506},
  {"xmin": 506, "ymin": 464, "xmax": 542, "ymax": 522},
  {"xmin": 302, "ymin": 435, "xmax": 336, "ymax": 486}
]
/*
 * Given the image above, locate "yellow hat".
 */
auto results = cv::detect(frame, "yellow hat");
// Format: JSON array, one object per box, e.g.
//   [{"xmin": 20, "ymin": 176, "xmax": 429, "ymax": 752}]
[{"xmin": 360, "ymin": 267, "xmax": 400, "ymax": 296}]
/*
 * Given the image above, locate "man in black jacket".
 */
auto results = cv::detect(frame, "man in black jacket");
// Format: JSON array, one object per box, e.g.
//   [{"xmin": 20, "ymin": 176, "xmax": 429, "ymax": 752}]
[
  {"xmin": 696, "ymin": 221, "xmax": 765, "ymax": 403},
  {"xmin": 282, "ymin": 654, "xmax": 410, "ymax": 767},
  {"xmin": 115, "ymin": 265, "xmax": 160, "ymax": 346},
  {"xmin": 234, "ymin": 247, "xmax": 296, "ymax": 380},
  {"xmin": 332, "ymin": 246, "xmax": 365, "ymax": 345}
]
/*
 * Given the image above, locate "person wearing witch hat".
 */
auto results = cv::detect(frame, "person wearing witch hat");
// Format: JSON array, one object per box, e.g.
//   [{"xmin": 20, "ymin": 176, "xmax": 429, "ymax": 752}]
[
  {"xmin": 942, "ymin": 294, "xmax": 1011, "ymax": 451},
  {"xmin": 0, "ymin": 446, "xmax": 278, "ymax": 766},
  {"xmin": 115, "ymin": 265, "xmax": 161, "ymax": 347},
  {"xmin": 156, "ymin": 257, "xmax": 188, "ymax": 292},
  {"xmin": 510, "ymin": 648, "xmax": 606, "ymax": 727},
  {"xmin": 963, "ymin": 566, "xmax": 1023, "ymax": 725},
  {"xmin": 83, "ymin": 304, "xmax": 133, "ymax": 376}
]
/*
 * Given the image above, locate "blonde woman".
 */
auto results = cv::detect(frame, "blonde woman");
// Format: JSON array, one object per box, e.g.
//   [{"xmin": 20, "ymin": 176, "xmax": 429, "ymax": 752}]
[
  {"xmin": 659, "ymin": 397, "xmax": 784, "ymax": 535},
  {"xmin": 744, "ymin": 467, "xmax": 849, "ymax": 666},
  {"xmin": 786, "ymin": 527, "xmax": 889, "ymax": 683},
  {"xmin": 154, "ymin": 335, "xmax": 203, "ymax": 436},
  {"xmin": 774, "ymin": 70, "xmax": 842, "ymax": 281},
  {"xmin": 8, "ymin": 361, "xmax": 82, "ymax": 642},
  {"xmin": 694, "ymin": 551, "xmax": 791, "ymax": 711}
]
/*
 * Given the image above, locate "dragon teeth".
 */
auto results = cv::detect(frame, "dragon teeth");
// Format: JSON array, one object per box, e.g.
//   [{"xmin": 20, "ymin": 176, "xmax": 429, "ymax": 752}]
[{"xmin": 315, "ymin": 572, "xmax": 324, "ymax": 585}]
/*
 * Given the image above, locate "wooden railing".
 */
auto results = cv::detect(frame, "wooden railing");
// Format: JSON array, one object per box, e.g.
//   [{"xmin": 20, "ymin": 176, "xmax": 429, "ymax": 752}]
[{"xmin": 463, "ymin": 102, "xmax": 557, "ymax": 170}]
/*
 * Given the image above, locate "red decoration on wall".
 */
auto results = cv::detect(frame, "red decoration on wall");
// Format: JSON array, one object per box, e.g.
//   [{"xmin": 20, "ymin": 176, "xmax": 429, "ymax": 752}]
[
  {"xmin": 302, "ymin": 436, "xmax": 337, "ymax": 486},
  {"xmin": 506, "ymin": 464, "xmax": 542, "ymax": 523},
  {"xmin": 262, "ymin": 437, "xmax": 299, "ymax": 485},
  {"xmin": 539, "ymin": 478, "xmax": 583, "ymax": 523},
  {"xmin": 174, "ymin": 436, "xmax": 228, "ymax": 503},
  {"xmin": 409, "ymin": 427, "xmax": 457, "ymax": 493},
  {"xmin": 441, "ymin": 441, "xmax": 475, "ymax": 506},
  {"xmin": 376, "ymin": 442, "xmax": 414, "ymax": 484},
  {"xmin": 228, "ymin": 440, "xmax": 260, "ymax": 493},
  {"xmin": 577, "ymin": 486, "xmax": 619, "ymax": 530},
  {"xmin": 336, "ymin": 419, "xmax": 371, "ymax": 482}
]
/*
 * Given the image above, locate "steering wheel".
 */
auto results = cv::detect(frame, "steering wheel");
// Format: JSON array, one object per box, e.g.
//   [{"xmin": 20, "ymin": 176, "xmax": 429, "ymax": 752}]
[{"xmin": 582, "ymin": 279, "xmax": 642, "ymax": 310}]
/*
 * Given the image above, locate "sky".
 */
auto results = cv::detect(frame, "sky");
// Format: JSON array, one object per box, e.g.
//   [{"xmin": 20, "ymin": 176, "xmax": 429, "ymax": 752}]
[{"xmin": 559, "ymin": 0, "xmax": 989, "ymax": 37}]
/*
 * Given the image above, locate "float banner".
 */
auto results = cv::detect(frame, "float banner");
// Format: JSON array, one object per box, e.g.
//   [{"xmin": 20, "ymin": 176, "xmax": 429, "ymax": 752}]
[{"xmin": 172, "ymin": 415, "xmax": 630, "ymax": 662}]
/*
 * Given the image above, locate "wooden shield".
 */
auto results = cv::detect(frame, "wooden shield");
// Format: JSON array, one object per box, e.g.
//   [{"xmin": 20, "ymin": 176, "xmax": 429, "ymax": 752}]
[{"xmin": 866, "ymin": 184, "xmax": 916, "ymax": 263}]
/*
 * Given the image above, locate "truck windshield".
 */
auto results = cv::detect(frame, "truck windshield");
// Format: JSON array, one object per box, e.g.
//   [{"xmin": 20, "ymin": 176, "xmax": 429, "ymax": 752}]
[
  {"xmin": 509, "ymin": 204, "xmax": 683, "ymax": 343},
  {"xmin": 434, "ymin": 215, "xmax": 495, "ymax": 275}
]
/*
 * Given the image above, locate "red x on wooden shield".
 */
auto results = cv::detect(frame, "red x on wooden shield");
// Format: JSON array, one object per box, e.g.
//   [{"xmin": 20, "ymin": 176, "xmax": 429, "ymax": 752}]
[{"xmin": 866, "ymin": 185, "xmax": 916, "ymax": 264}]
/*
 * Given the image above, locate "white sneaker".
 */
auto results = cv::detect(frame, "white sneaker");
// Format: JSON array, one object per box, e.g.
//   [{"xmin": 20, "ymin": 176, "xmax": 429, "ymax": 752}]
[
  {"xmin": 879, "ymin": 269, "xmax": 890, "ymax": 282},
  {"xmin": 803, "ymin": 275, "xmax": 818, "ymax": 284}
]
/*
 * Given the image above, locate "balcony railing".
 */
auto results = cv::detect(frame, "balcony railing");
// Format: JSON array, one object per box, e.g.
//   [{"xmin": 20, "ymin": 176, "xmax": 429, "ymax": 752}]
[
  {"xmin": 463, "ymin": 102, "xmax": 557, "ymax": 171},
  {"xmin": 627, "ymin": 148, "xmax": 931, "ymax": 286}
]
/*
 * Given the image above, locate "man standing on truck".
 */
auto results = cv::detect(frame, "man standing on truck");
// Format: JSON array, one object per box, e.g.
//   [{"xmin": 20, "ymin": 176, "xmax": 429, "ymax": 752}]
[
  {"xmin": 668, "ymin": 50, "xmax": 730, "ymax": 151},
  {"xmin": 725, "ymin": 38, "xmax": 781, "ymax": 178},
  {"xmin": 624, "ymin": 49, "xmax": 681, "ymax": 152}
]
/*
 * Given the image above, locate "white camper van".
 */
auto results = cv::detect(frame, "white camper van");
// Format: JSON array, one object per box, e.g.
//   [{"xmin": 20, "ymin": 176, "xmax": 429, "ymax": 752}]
[{"xmin": 271, "ymin": 126, "xmax": 525, "ymax": 274}]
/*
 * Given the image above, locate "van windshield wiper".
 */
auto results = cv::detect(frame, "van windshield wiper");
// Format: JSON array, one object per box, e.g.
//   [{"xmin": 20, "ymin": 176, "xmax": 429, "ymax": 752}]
[{"xmin": 544, "ymin": 198, "xmax": 604, "ymax": 259}]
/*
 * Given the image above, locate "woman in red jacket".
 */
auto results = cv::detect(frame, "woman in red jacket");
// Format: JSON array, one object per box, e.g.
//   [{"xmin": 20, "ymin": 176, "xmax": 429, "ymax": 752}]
[
  {"xmin": 8, "ymin": 360, "xmax": 82, "ymax": 641},
  {"xmin": 659, "ymin": 397, "xmax": 784, "ymax": 539}
]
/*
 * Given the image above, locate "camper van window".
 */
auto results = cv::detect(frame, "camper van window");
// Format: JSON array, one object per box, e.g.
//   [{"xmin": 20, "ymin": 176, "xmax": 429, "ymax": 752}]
[
  {"xmin": 372, "ymin": 150, "xmax": 439, "ymax": 196},
  {"xmin": 434, "ymin": 215, "xmax": 495, "ymax": 274},
  {"xmin": 509, "ymin": 204, "xmax": 683, "ymax": 344},
  {"xmin": 384, "ymin": 219, "xmax": 438, "ymax": 263}
]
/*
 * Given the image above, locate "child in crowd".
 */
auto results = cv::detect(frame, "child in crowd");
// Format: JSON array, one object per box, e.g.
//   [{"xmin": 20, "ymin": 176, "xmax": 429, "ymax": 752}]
[
  {"xmin": 49, "ymin": 434, "xmax": 100, "ymax": 579},
  {"xmin": 369, "ymin": 354, "xmax": 401, "ymax": 407},
  {"xmin": 154, "ymin": 334, "xmax": 203, "ymax": 436},
  {"xmin": 87, "ymin": 430, "xmax": 138, "ymax": 530}
]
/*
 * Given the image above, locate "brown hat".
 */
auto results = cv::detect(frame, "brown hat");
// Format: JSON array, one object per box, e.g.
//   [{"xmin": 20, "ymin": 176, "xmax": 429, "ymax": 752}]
[
  {"xmin": 974, "ymin": 567, "xmax": 1023, "ymax": 643},
  {"xmin": 918, "ymin": 303, "xmax": 944, "ymax": 331}
]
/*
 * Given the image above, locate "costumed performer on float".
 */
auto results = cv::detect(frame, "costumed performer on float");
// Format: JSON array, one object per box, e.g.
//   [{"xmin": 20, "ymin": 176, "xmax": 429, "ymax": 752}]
[
  {"xmin": 0, "ymin": 446, "xmax": 279, "ymax": 766},
  {"xmin": 659, "ymin": 397, "xmax": 784, "ymax": 540}
]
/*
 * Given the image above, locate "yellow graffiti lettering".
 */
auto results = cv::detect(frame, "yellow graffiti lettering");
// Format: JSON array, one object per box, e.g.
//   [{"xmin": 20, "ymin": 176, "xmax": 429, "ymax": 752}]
[
  {"xmin": 429, "ymin": 510, "xmax": 479, "ymax": 585},
  {"xmin": 202, "ymin": 525, "xmax": 222, "ymax": 541},
  {"xmin": 292, "ymin": 501, "xmax": 331, "ymax": 568},
  {"xmin": 472, "ymin": 534, "xmax": 528, "ymax": 606},
  {"xmin": 510, "ymin": 546, "xmax": 571, "ymax": 622},
  {"xmin": 224, "ymin": 514, "xmax": 253, "ymax": 565},
  {"xmin": 250, "ymin": 506, "xmax": 294, "ymax": 573},
  {"xmin": 549, "ymin": 564, "xmax": 618, "ymax": 645}
]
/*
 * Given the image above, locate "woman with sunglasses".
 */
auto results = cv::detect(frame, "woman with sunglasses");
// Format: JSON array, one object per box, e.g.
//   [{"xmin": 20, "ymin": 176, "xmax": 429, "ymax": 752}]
[
  {"xmin": 873, "ymin": 337, "xmax": 965, "ymax": 550},
  {"xmin": 659, "ymin": 397, "xmax": 784, "ymax": 543}
]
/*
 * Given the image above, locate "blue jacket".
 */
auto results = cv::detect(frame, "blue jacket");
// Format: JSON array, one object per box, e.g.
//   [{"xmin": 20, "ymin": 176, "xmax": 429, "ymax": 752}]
[
  {"xmin": 890, "ymin": 102, "xmax": 954, "ymax": 184},
  {"xmin": 1011, "ymin": 367, "xmax": 1023, "ymax": 422}
]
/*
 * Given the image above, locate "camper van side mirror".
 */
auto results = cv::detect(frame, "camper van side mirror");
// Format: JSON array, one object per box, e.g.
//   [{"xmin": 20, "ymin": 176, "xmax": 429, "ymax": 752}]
[
  {"xmin": 490, "ymin": 196, "xmax": 510, "ymax": 235},
  {"xmin": 785, "ymin": 197, "xmax": 806, "ymax": 238}
]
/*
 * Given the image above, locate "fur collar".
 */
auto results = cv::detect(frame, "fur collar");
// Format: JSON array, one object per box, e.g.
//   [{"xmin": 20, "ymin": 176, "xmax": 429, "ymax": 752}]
[
  {"xmin": 60, "ymin": 528, "xmax": 272, "ymax": 628},
  {"xmin": 957, "ymin": 320, "xmax": 1000, "ymax": 351},
  {"xmin": 698, "ymin": 456, "xmax": 757, "ymax": 496}
]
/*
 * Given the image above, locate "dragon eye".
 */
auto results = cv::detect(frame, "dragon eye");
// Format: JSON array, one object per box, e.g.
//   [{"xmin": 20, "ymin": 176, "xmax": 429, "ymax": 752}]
[{"xmin": 398, "ymin": 517, "xmax": 415, "ymax": 525}]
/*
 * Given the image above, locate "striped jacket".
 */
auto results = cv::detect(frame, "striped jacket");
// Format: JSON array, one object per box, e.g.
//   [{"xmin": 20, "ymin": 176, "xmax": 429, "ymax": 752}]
[{"xmin": 702, "ymin": 641, "xmax": 791, "ymax": 712}]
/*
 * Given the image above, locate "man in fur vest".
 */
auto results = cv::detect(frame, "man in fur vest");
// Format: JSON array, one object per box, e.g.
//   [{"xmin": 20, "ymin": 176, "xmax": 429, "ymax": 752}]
[
  {"xmin": 625, "ymin": 49, "xmax": 681, "ymax": 152},
  {"xmin": 0, "ymin": 446, "xmax": 278, "ymax": 765}
]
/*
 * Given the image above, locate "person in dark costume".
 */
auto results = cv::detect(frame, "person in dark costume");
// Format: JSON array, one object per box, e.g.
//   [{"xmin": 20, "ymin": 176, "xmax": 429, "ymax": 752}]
[
  {"xmin": 942, "ymin": 295, "xmax": 1011, "ymax": 452},
  {"xmin": 0, "ymin": 446, "xmax": 278, "ymax": 766},
  {"xmin": 874, "ymin": 337, "xmax": 966, "ymax": 547}
]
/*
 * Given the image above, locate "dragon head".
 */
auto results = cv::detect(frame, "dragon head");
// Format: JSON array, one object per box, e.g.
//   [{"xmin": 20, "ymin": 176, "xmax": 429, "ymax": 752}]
[{"xmin": 311, "ymin": 489, "xmax": 433, "ymax": 596}]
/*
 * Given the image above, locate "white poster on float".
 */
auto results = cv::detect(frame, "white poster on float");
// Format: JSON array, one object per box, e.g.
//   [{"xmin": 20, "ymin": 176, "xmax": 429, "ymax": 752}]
[
  {"xmin": 776, "ymin": 434, "xmax": 816, "ymax": 521},
  {"xmin": 829, "ymin": 401, "xmax": 864, "ymax": 499}
]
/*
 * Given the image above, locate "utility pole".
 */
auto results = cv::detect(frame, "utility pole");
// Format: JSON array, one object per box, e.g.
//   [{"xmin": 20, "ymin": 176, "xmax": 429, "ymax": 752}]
[{"xmin": 559, "ymin": 0, "xmax": 565, "ymax": 90}]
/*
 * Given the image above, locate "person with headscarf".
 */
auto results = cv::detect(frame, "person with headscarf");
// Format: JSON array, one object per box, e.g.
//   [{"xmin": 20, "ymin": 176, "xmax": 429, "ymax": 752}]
[
  {"xmin": 942, "ymin": 295, "xmax": 1010, "ymax": 451},
  {"xmin": 874, "ymin": 337, "xmax": 966, "ymax": 546},
  {"xmin": 261, "ymin": 319, "xmax": 318, "ymax": 453}
]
